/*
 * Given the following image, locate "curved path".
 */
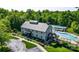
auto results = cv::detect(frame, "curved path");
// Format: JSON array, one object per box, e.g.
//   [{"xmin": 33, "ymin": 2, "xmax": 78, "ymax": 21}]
[{"xmin": 13, "ymin": 36, "xmax": 47, "ymax": 52}]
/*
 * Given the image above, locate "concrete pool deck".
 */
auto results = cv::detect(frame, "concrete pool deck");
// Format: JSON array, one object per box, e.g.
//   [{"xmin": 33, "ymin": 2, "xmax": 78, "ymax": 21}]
[
  {"xmin": 56, "ymin": 32, "xmax": 79, "ymax": 46},
  {"xmin": 55, "ymin": 32, "xmax": 79, "ymax": 41}
]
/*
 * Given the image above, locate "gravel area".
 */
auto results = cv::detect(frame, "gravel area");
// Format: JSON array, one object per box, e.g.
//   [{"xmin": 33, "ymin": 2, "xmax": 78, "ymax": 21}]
[{"xmin": 7, "ymin": 39, "xmax": 43, "ymax": 52}]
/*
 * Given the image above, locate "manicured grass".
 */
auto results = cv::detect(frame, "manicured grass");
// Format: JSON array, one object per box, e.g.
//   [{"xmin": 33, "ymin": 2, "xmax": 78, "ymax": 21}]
[
  {"xmin": 44, "ymin": 45, "xmax": 73, "ymax": 52},
  {"xmin": 22, "ymin": 40, "xmax": 36, "ymax": 49},
  {"xmin": 44, "ymin": 42, "xmax": 73, "ymax": 52}
]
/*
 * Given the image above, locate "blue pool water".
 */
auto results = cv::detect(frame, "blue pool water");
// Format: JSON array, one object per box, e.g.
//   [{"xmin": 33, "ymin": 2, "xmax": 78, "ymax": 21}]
[{"xmin": 55, "ymin": 32, "xmax": 79, "ymax": 41}]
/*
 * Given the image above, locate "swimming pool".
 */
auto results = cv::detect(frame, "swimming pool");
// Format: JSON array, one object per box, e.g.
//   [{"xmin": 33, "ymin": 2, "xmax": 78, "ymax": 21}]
[{"xmin": 55, "ymin": 32, "xmax": 79, "ymax": 41}]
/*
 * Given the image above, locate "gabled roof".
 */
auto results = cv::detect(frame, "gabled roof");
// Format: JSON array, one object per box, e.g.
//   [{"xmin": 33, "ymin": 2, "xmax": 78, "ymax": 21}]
[
  {"xmin": 52, "ymin": 25, "xmax": 66, "ymax": 28},
  {"xmin": 21, "ymin": 21, "xmax": 49, "ymax": 32}
]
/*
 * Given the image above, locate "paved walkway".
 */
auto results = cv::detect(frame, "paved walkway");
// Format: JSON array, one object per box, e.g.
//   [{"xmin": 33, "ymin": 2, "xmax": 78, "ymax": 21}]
[{"xmin": 13, "ymin": 36, "xmax": 47, "ymax": 52}]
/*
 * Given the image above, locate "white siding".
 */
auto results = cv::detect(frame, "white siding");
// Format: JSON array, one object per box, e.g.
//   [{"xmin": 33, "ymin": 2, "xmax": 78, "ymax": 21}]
[
  {"xmin": 46, "ymin": 25, "xmax": 52, "ymax": 35},
  {"xmin": 32, "ymin": 30, "xmax": 46, "ymax": 40},
  {"xmin": 21, "ymin": 27, "xmax": 47, "ymax": 40}
]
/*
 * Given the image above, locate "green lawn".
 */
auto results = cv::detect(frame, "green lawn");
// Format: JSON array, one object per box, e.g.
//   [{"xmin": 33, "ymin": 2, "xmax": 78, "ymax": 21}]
[
  {"xmin": 44, "ymin": 45, "xmax": 73, "ymax": 52},
  {"xmin": 22, "ymin": 40, "xmax": 36, "ymax": 49},
  {"xmin": 44, "ymin": 42, "xmax": 73, "ymax": 52}
]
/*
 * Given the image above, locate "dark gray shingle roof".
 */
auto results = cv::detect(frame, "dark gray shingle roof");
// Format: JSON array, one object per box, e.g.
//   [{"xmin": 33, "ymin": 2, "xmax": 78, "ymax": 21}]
[{"xmin": 21, "ymin": 21, "xmax": 49, "ymax": 32}]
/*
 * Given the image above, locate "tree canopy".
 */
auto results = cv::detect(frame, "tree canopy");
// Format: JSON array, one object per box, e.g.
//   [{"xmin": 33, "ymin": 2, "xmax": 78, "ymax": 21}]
[{"xmin": 0, "ymin": 8, "xmax": 79, "ymax": 34}]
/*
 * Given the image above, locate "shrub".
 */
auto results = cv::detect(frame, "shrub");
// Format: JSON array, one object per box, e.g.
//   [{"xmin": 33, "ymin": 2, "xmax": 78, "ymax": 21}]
[
  {"xmin": 0, "ymin": 46, "xmax": 11, "ymax": 52},
  {"xmin": 67, "ymin": 28, "xmax": 74, "ymax": 33}
]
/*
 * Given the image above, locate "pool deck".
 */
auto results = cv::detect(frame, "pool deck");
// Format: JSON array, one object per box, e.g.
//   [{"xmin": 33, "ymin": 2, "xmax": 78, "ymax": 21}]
[
  {"xmin": 59, "ymin": 37, "xmax": 78, "ymax": 46},
  {"xmin": 57, "ymin": 33, "xmax": 79, "ymax": 46},
  {"xmin": 77, "ymin": 36, "xmax": 79, "ymax": 39},
  {"xmin": 53, "ymin": 31, "xmax": 79, "ymax": 47}
]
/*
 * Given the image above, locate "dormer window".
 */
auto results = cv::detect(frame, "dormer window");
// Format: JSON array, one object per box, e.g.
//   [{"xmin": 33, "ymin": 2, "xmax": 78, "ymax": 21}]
[{"xmin": 30, "ymin": 20, "xmax": 38, "ymax": 24}]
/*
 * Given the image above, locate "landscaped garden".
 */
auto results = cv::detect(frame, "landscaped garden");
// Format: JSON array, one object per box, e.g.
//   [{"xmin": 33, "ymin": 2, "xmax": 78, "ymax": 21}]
[
  {"xmin": 23, "ymin": 37, "xmax": 73, "ymax": 52},
  {"xmin": 10, "ymin": 32, "xmax": 79, "ymax": 52}
]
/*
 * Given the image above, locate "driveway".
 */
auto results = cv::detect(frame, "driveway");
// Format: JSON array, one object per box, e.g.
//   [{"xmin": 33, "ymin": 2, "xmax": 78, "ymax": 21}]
[
  {"xmin": 7, "ymin": 39, "xmax": 43, "ymax": 52},
  {"xmin": 13, "ymin": 36, "xmax": 47, "ymax": 52}
]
